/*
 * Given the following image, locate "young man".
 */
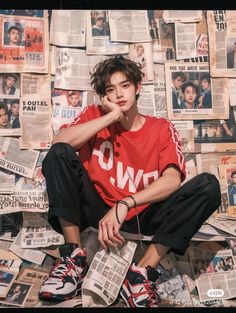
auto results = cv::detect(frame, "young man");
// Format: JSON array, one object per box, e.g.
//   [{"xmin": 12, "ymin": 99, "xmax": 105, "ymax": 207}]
[
  {"xmin": 1, "ymin": 73, "xmax": 20, "ymax": 97},
  {"xmin": 39, "ymin": 55, "xmax": 221, "ymax": 307},
  {"xmin": 92, "ymin": 15, "xmax": 109, "ymax": 37},
  {"xmin": 172, "ymin": 72, "xmax": 186, "ymax": 110},
  {"xmin": 7, "ymin": 25, "xmax": 22, "ymax": 46},
  {"xmin": 8, "ymin": 99, "xmax": 20, "ymax": 128},
  {"xmin": 0, "ymin": 102, "xmax": 11, "ymax": 129}
]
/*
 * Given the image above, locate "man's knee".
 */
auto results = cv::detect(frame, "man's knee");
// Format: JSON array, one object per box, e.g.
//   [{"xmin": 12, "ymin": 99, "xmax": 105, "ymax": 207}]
[
  {"xmin": 42, "ymin": 142, "xmax": 74, "ymax": 170},
  {"xmin": 200, "ymin": 172, "xmax": 221, "ymax": 207}
]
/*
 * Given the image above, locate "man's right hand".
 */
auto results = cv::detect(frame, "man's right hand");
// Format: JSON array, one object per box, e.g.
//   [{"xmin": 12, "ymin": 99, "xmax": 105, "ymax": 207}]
[{"xmin": 100, "ymin": 95, "xmax": 124, "ymax": 122}]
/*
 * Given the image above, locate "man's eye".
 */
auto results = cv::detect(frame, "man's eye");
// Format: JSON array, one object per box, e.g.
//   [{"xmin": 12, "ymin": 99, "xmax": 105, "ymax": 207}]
[
  {"xmin": 106, "ymin": 88, "xmax": 114, "ymax": 93},
  {"xmin": 122, "ymin": 84, "xmax": 130, "ymax": 88}
]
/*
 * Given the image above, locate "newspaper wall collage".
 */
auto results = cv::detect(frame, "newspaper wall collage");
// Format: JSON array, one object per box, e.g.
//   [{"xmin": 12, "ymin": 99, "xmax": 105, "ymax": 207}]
[{"xmin": 0, "ymin": 9, "xmax": 236, "ymax": 308}]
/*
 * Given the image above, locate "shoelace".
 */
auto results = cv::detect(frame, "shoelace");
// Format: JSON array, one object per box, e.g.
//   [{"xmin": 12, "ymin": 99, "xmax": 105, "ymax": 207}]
[
  {"xmin": 148, "ymin": 281, "xmax": 161, "ymax": 306},
  {"xmin": 49, "ymin": 256, "xmax": 82, "ymax": 279}
]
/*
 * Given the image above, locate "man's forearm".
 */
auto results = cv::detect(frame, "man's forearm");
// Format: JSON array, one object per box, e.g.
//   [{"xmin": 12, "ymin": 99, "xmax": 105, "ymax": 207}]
[{"xmin": 52, "ymin": 111, "xmax": 120, "ymax": 149}]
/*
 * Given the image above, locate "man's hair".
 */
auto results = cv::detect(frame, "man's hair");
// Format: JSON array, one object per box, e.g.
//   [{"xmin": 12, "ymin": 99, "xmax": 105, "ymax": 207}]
[
  {"xmin": 231, "ymin": 171, "xmax": 236, "ymax": 178},
  {"xmin": 181, "ymin": 81, "xmax": 198, "ymax": 94},
  {"xmin": 90, "ymin": 55, "xmax": 144, "ymax": 96},
  {"xmin": 3, "ymin": 73, "xmax": 18, "ymax": 82},
  {"xmin": 68, "ymin": 91, "xmax": 79, "ymax": 97},
  {"xmin": 0, "ymin": 102, "xmax": 8, "ymax": 113},
  {"xmin": 10, "ymin": 99, "xmax": 19, "ymax": 106},
  {"xmin": 200, "ymin": 73, "xmax": 210, "ymax": 84},
  {"xmin": 8, "ymin": 25, "xmax": 21, "ymax": 34},
  {"xmin": 172, "ymin": 71, "xmax": 186, "ymax": 82},
  {"xmin": 96, "ymin": 15, "xmax": 105, "ymax": 21}
]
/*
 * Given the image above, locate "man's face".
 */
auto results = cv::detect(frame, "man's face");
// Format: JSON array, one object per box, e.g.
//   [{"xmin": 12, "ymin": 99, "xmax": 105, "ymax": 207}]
[
  {"xmin": 96, "ymin": 18, "xmax": 104, "ymax": 27},
  {"xmin": 68, "ymin": 94, "xmax": 80, "ymax": 107},
  {"xmin": 6, "ymin": 76, "xmax": 16, "ymax": 88},
  {"xmin": 105, "ymin": 71, "xmax": 139, "ymax": 113},
  {"xmin": 232, "ymin": 174, "xmax": 236, "ymax": 184},
  {"xmin": 0, "ymin": 108, "xmax": 8, "ymax": 128},
  {"xmin": 173, "ymin": 76, "xmax": 184, "ymax": 89},
  {"xmin": 136, "ymin": 47, "xmax": 144, "ymax": 56},
  {"xmin": 9, "ymin": 28, "xmax": 20, "ymax": 45},
  {"xmin": 201, "ymin": 79, "xmax": 210, "ymax": 90},
  {"xmin": 11, "ymin": 103, "xmax": 19, "ymax": 116},
  {"xmin": 183, "ymin": 86, "xmax": 197, "ymax": 105}
]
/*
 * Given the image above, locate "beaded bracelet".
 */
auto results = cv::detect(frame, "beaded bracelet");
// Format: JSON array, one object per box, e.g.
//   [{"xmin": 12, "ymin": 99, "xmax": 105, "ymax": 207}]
[
  {"xmin": 115, "ymin": 200, "xmax": 130, "ymax": 224},
  {"xmin": 126, "ymin": 195, "xmax": 137, "ymax": 208}
]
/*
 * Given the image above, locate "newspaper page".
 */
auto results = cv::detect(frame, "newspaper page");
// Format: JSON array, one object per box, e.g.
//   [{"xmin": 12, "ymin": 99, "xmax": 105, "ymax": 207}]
[
  {"xmin": 0, "ymin": 16, "xmax": 48, "ymax": 73},
  {"xmin": 2, "ymin": 281, "xmax": 32, "ymax": 307},
  {"xmin": 137, "ymin": 84, "xmax": 155, "ymax": 116},
  {"xmin": 165, "ymin": 62, "xmax": 229, "ymax": 120},
  {"xmin": 189, "ymin": 247, "xmax": 236, "ymax": 302},
  {"xmin": 9, "ymin": 231, "xmax": 46, "ymax": 265},
  {"xmin": 129, "ymin": 42, "xmax": 153, "ymax": 84},
  {"xmin": 54, "ymin": 47, "xmax": 105, "ymax": 90},
  {"xmin": 0, "ymin": 10, "xmax": 46, "ymax": 18},
  {"xmin": 206, "ymin": 216, "xmax": 236, "ymax": 236},
  {"xmin": 227, "ymin": 78, "xmax": 236, "ymax": 106},
  {"xmin": 82, "ymin": 241, "xmax": 137, "ymax": 307},
  {"xmin": 50, "ymin": 10, "xmax": 86, "ymax": 47},
  {"xmin": 86, "ymin": 10, "xmax": 129, "ymax": 55},
  {"xmin": 0, "ymin": 137, "xmax": 39, "ymax": 178},
  {"xmin": 184, "ymin": 154, "xmax": 198, "ymax": 183},
  {"xmin": 193, "ymin": 108, "xmax": 236, "ymax": 153},
  {"xmin": 0, "ymin": 249, "xmax": 22, "ymax": 272},
  {"xmin": 163, "ymin": 10, "xmax": 202, "ymax": 23},
  {"xmin": 17, "ymin": 267, "xmax": 48, "ymax": 307},
  {"xmin": 153, "ymin": 63, "xmax": 167, "ymax": 117},
  {"xmin": 109, "ymin": 10, "xmax": 151, "ymax": 43},
  {"xmin": 52, "ymin": 106, "xmax": 81, "ymax": 134},
  {"xmin": 175, "ymin": 23, "xmax": 197, "ymax": 60},
  {"xmin": 21, "ymin": 73, "xmax": 51, "ymax": 99},
  {"xmin": 0, "ymin": 170, "xmax": 15, "ymax": 194},
  {"xmin": 20, "ymin": 212, "xmax": 64, "ymax": 248},
  {"xmin": 173, "ymin": 121, "xmax": 195, "ymax": 153},
  {"xmin": 207, "ymin": 10, "xmax": 236, "ymax": 77},
  {"xmin": 222, "ymin": 164, "xmax": 236, "ymax": 217},
  {"xmin": 0, "ymin": 268, "xmax": 18, "ymax": 298}
]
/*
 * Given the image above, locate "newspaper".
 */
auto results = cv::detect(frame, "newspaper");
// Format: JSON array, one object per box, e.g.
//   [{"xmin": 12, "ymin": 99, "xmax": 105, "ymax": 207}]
[
  {"xmin": 21, "ymin": 73, "xmax": 51, "ymax": 99},
  {"xmin": 0, "ymin": 248, "xmax": 22, "ymax": 272},
  {"xmin": 165, "ymin": 62, "xmax": 229, "ymax": 120},
  {"xmin": 0, "ymin": 268, "xmax": 18, "ymax": 298},
  {"xmin": 220, "ymin": 164, "xmax": 236, "ymax": 217},
  {"xmin": 50, "ymin": 10, "xmax": 86, "ymax": 47},
  {"xmin": 227, "ymin": 79, "xmax": 236, "ymax": 106},
  {"xmin": 0, "ymin": 16, "xmax": 48, "ymax": 73},
  {"xmin": 206, "ymin": 216, "xmax": 236, "ymax": 236},
  {"xmin": 9, "ymin": 231, "xmax": 46, "ymax": 265},
  {"xmin": 136, "ymin": 84, "xmax": 155, "ymax": 116},
  {"xmin": 129, "ymin": 42, "xmax": 153, "ymax": 84},
  {"xmin": 0, "ymin": 137, "xmax": 39, "ymax": 179},
  {"xmin": 193, "ymin": 108, "xmax": 236, "ymax": 153},
  {"xmin": 207, "ymin": 10, "xmax": 236, "ymax": 77},
  {"xmin": 86, "ymin": 10, "xmax": 129, "ymax": 55},
  {"xmin": 17, "ymin": 267, "xmax": 48, "ymax": 307},
  {"xmin": 82, "ymin": 241, "xmax": 137, "ymax": 307},
  {"xmin": 153, "ymin": 63, "xmax": 167, "ymax": 117},
  {"xmin": 175, "ymin": 23, "xmax": 197, "ymax": 60},
  {"xmin": 163, "ymin": 10, "xmax": 202, "ymax": 23},
  {"xmin": 109, "ymin": 10, "xmax": 151, "ymax": 43},
  {"xmin": 51, "ymin": 85, "xmax": 87, "ymax": 108},
  {"xmin": 0, "ymin": 170, "xmax": 15, "ymax": 194},
  {"xmin": 189, "ymin": 246, "xmax": 236, "ymax": 302},
  {"xmin": 2, "ymin": 281, "xmax": 32, "ymax": 307},
  {"xmin": 0, "ymin": 10, "xmax": 46, "ymax": 18},
  {"xmin": 184, "ymin": 154, "xmax": 198, "ymax": 183},
  {"xmin": 20, "ymin": 212, "xmax": 64, "ymax": 248},
  {"xmin": 173, "ymin": 121, "xmax": 195, "ymax": 153},
  {"xmin": 54, "ymin": 47, "xmax": 105, "ymax": 90}
]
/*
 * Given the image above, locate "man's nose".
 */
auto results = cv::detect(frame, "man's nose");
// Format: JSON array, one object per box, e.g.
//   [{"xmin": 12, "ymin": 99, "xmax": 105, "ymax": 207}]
[{"xmin": 116, "ymin": 87, "xmax": 123, "ymax": 98}]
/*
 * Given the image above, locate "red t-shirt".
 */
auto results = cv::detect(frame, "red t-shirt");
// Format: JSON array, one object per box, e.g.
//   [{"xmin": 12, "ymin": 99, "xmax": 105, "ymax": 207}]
[{"xmin": 61, "ymin": 104, "xmax": 186, "ymax": 221}]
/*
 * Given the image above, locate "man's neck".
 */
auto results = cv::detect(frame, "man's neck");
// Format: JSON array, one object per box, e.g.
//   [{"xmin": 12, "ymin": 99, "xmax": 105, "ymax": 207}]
[{"xmin": 119, "ymin": 105, "xmax": 145, "ymax": 131}]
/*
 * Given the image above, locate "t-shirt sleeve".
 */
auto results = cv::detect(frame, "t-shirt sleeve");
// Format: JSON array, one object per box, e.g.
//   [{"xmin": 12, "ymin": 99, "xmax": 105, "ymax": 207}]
[{"xmin": 158, "ymin": 119, "xmax": 186, "ymax": 181}]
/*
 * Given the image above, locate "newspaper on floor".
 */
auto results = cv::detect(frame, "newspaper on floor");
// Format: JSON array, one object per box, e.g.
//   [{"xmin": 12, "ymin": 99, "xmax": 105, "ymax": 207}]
[
  {"xmin": 9, "ymin": 231, "xmax": 45, "ymax": 265},
  {"xmin": 165, "ymin": 62, "xmax": 229, "ymax": 120},
  {"xmin": 137, "ymin": 84, "xmax": 155, "ymax": 116},
  {"xmin": 16, "ymin": 266, "xmax": 48, "ymax": 307},
  {"xmin": 0, "ymin": 169, "xmax": 15, "ymax": 194},
  {"xmin": 2, "ymin": 281, "xmax": 32, "ymax": 307},
  {"xmin": 0, "ymin": 248, "xmax": 22, "ymax": 272},
  {"xmin": 82, "ymin": 241, "xmax": 137, "ymax": 307},
  {"xmin": 36, "ymin": 297, "xmax": 82, "ymax": 308},
  {"xmin": 156, "ymin": 254, "xmax": 193, "ymax": 307},
  {"xmin": 162, "ymin": 10, "xmax": 202, "ymax": 23},
  {"xmin": 109, "ymin": 10, "xmax": 151, "ymax": 43},
  {"xmin": 129, "ymin": 42, "xmax": 153, "ymax": 84},
  {"xmin": 206, "ymin": 216, "xmax": 236, "ymax": 236},
  {"xmin": 173, "ymin": 121, "xmax": 195, "ymax": 153},
  {"xmin": 54, "ymin": 47, "xmax": 106, "ymax": 90},
  {"xmin": 193, "ymin": 117, "xmax": 236, "ymax": 153},
  {"xmin": 0, "ymin": 10, "xmax": 46, "ymax": 18},
  {"xmin": 188, "ymin": 246, "xmax": 236, "ymax": 302},
  {"xmin": 20, "ymin": 212, "xmax": 64, "ymax": 248},
  {"xmin": 0, "ymin": 137, "xmax": 39, "ymax": 179},
  {"xmin": 207, "ymin": 10, "xmax": 236, "ymax": 77},
  {"xmin": 50, "ymin": 10, "xmax": 86, "ymax": 47},
  {"xmin": 86, "ymin": 10, "xmax": 129, "ymax": 55},
  {"xmin": 153, "ymin": 63, "xmax": 167, "ymax": 117},
  {"xmin": 0, "ymin": 268, "xmax": 18, "ymax": 298},
  {"xmin": 0, "ymin": 15, "xmax": 48, "ymax": 73}
]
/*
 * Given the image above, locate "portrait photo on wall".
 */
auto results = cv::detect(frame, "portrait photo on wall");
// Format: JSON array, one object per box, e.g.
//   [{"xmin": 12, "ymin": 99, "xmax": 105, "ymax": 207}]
[
  {"xmin": 3, "ymin": 22, "xmax": 25, "ymax": 47},
  {"xmin": 0, "ymin": 99, "xmax": 21, "ymax": 136},
  {"xmin": 0, "ymin": 73, "xmax": 20, "ymax": 98},
  {"xmin": 90, "ymin": 10, "xmax": 110, "ymax": 37},
  {"xmin": 226, "ymin": 37, "xmax": 236, "ymax": 70}
]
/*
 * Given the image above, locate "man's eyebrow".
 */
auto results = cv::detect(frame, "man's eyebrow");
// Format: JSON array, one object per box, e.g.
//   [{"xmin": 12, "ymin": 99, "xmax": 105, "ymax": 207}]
[{"xmin": 105, "ymin": 80, "xmax": 130, "ymax": 88}]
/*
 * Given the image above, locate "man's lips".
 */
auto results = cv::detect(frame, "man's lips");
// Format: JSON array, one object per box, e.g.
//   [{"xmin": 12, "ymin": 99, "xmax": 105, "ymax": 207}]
[{"xmin": 117, "ymin": 101, "xmax": 127, "ymax": 106}]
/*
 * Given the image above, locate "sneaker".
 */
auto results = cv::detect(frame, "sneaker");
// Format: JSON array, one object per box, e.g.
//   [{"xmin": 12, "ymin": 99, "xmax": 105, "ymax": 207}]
[
  {"xmin": 39, "ymin": 243, "xmax": 88, "ymax": 301},
  {"xmin": 119, "ymin": 263, "xmax": 161, "ymax": 307}
]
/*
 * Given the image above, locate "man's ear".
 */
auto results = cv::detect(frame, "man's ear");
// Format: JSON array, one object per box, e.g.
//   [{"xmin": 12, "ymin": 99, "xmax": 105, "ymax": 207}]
[{"xmin": 136, "ymin": 83, "xmax": 142, "ymax": 96}]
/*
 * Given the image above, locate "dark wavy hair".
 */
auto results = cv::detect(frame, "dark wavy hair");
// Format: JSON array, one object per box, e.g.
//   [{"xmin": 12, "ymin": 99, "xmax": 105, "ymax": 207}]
[{"xmin": 90, "ymin": 55, "xmax": 144, "ymax": 96}]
